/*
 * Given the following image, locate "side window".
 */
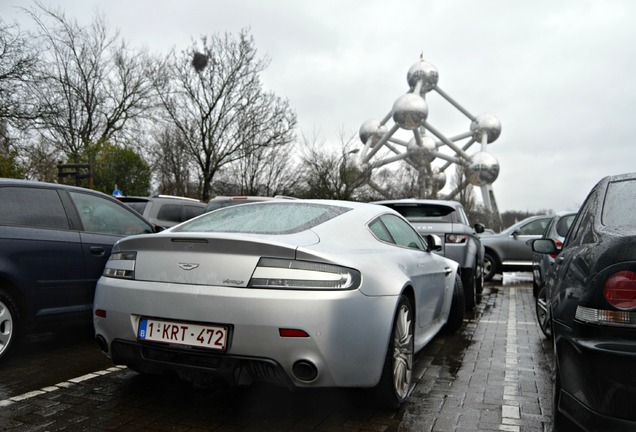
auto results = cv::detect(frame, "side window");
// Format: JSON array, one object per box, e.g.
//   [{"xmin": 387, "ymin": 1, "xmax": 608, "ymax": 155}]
[
  {"xmin": 380, "ymin": 214, "xmax": 425, "ymax": 250},
  {"xmin": 369, "ymin": 218, "xmax": 394, "ymax": 244},
  {"xmin": 517, "ymin": 218, "xmax": 549, "ymax": 235},
  {"xmin": 70, "ymin": 191, "xmax": 153, "ymax": 235},
  {"xmin": 566, "ymin": 190, "xmax": 597, "ymax": 247},
  {"xmin": 555, "ymin": 214, "xmax": 576, "ymax": 237},
  {"xmin": 157, "ymin": 204, "xmax": 182, "ymax": 223},
  {"xmin": 0, "ymin": 186, "xmax": 70, "ymax": 230}
]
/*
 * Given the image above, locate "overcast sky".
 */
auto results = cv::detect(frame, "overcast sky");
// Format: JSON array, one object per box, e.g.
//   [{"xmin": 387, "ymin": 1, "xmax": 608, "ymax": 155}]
[{"xmin": 3, "ymin": 0, "xmax": 635, "ymax": 212}]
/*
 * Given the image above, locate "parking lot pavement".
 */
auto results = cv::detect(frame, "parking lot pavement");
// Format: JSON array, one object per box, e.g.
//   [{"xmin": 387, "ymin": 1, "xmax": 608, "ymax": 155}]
[{"xmin": 0, "ymin": 274, "xmax": 554, "ymax": 431}]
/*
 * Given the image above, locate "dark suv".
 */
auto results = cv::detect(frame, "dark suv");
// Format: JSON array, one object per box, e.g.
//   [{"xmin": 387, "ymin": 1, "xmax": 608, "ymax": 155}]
[
  {"xmin": 118, "ymin": 195, "xmax": 206, "ymax": 230},
  {"xmin": 0, "ymin": 179, "xmax": 155, "ymax": 361},
  {"xmin": 373, "ymin": 199, "xmax": 485, "ymax": 310}
]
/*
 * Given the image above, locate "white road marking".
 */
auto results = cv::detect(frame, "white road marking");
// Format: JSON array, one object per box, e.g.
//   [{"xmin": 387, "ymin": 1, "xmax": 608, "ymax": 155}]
[{"xmin": 0, "ymin": 366, "xmax": 126, "ymax": 407}]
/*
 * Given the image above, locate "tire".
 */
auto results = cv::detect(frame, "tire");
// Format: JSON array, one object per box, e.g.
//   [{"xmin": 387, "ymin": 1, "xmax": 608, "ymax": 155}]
[
  {"xmin": 535, "ymin": 286, "xmax": 552, "ymax": 339},
  {"xmin": 375, "ymin": 295, "xmax": 414, "ymax": 409},
  {"xmin": 443, "ymin": 276, "xmax": 465, "ymax": 335},
  {"xmin": 0, "ymin": 289, "xmax": 20, "ymax": 362},
  {"xmin": 475, "ymin": 261, "xmax": 484, "ymax": 295},
  {"xmin": 483, "ymin": 252, "xmax": 499, "ymax": 282}
]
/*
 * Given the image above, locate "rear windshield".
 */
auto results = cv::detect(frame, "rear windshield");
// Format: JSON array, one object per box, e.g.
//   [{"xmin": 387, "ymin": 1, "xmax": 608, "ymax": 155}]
[
  {"xmin": 121, "ymin": 201, "xmax": 148, "ymax": 215},
  {"xmin": 175, "ymin": 202, "xmax": 350, "ymax": 234},
  {"xmin": 602, "ymin": 179, "xmax": 636, "ymax": 227},
  {"xmin": 381, "ymin": 204, "xmax": 455, "ymax": 222}
]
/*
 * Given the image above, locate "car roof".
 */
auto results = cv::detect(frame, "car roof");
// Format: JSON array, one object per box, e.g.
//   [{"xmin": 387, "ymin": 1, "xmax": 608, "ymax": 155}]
[
  {"xmin": 372, "ymin": 198, "xmax": 463, "ymax": 209},
  {"xmin": 0, "ymin": 178, "xmax": 114, "ymax": 197}
]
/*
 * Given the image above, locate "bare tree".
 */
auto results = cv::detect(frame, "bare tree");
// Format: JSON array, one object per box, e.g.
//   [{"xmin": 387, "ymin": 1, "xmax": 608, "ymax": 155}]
[
  {"xmin": 23, "ymin": 3, "xmax": 156, "ymax": 163},
  {"xmin": 297, "ymin": 131, "xmax": 367, "ymax": 200},
  {"xmin": 0, "ymin": 19, "xmax": 39, "ymax": 125},
  {"xmin": 150, "ymin": 126, "xmax": 200, "ymax": 197},
  {"xmin": 152, "ymin": 30, "xmax": 296, "ymax": 201}
]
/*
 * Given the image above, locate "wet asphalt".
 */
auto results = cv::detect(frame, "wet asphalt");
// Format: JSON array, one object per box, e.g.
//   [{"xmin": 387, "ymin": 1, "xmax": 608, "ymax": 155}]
[{"xmin": 0, "ymin": 274, "xmax": 555, "ymax": 431}]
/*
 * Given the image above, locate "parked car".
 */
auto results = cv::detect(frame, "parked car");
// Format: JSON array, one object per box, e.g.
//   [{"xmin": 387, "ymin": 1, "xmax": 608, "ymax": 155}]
[
  {"xmin": 205, "ymin": 195, "xmax": 295, "ymax": 212},
  {"xmin": 93, "ymin": 200, "xmax": 465, "ymax": 408},
  {"xmin": 480, "ymin": 215, "xmax": 551, "ymax": 281},
  {"xmin": 531, "ymin": 211, "xmax": 578, "ymax": 336},
  {"xmin": 478, "ymin": 228, "xmax": 496, "ymax": 237},
  {"xmin": 532, "ymin": 172, "xmax": 636, "ymax": 431},
  {"xmin": 0, "ymin": 179, "xmax": 155, "ymax": 361},
  {"xmin": 118, "ymin": 195, "xmax": 205, "ymax": 230},
  {"xmin": 532, "ymin": 211, "xmax": 578, "ymax": 297},
  {"xmin": 373, "ymin": 199, "xmax": 485, "ymax": 310}
]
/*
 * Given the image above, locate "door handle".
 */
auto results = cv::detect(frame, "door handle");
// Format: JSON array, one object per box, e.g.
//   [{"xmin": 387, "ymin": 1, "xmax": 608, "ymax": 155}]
[
  {"xmin": 90, "ymin": 246, "xmax": 105, "ymax": 256},
  {"xmin": 444, "ymin": 267, "xmax": 452, "ymax": 276}
]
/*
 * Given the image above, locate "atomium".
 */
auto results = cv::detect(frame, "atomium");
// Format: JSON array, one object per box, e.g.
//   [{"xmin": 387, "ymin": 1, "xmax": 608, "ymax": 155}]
[{"xmin": 346, "ymin": 57, "xmax": 502, "ymax": 217}]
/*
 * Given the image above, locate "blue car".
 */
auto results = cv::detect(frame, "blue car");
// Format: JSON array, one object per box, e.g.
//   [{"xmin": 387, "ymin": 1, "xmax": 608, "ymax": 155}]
[{"xmin": 0, "ymin": 179, "xmax": 155, "ymax": 361}]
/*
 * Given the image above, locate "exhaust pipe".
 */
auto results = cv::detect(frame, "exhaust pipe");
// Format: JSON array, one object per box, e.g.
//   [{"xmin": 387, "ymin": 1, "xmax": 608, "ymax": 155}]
[{"xmin": 292, "ymin": 360, "xmax": 318, "ymax": 382}]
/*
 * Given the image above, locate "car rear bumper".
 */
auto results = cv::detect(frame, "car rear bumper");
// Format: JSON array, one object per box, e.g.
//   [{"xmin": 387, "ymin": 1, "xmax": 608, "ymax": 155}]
[
  {"xmin": 554, "ymin": 320, "xmax": 636, "ymax": 428},
  {"xmin": 94, "ymin": 277, "xmax": 399, "ymax": 389}
]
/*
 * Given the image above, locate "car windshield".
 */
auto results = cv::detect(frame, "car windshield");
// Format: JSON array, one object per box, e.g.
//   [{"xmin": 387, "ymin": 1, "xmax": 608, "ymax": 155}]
[
  {"xmin": 602, "ymin": 179, "xmax": 636, "ymax": 227},
  {"xmin": 174, "ymin": 202, "xmax": 350, "ymax": 234},
  {"xmin": 382, "ymin": 204, "xmax": 454, "ymax": 222}
]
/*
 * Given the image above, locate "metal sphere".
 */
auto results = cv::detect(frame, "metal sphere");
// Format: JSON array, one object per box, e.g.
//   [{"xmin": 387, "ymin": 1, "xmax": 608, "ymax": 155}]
[
  {"xmin": 392, "ymin": 94, "xmax": 428, "ymax": 130},
  {"xmin": 466, "ymin": 152, "xmax": 500, "ymax": 186},
  {"xmin": 359, "ymin": 119, "xmax": 387, "ymax": 145},
  {"xmin": 470, "ymin": 113, "xmax": 502, "ymax": 143},
  {"xmin": 433, "ymin": 170, "xmax": 447, "ymax": 190},
  {"xmin": 407, "ymin": 61, "xmax": 439, "ymax": 94},
  {"xmin": 340, "ymin": 158, "xmax": 372, "ymax": 187},
  {"xmin": 406, "ymin": 136, "xmax": 436, "ymax": 165}
]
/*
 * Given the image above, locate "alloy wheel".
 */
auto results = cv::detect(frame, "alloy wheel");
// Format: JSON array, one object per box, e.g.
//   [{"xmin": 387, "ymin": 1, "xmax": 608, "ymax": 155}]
[
  {"xmin": 0, "ymin": 299, "xmax": 15, "ymax": 357},
  {"xmin": 392, "ymin": 303, "xmax": 413, "ymax": 399},
  {"xmin": 535, "ymin": 286, "xmax": 552, "ymax": 338}
]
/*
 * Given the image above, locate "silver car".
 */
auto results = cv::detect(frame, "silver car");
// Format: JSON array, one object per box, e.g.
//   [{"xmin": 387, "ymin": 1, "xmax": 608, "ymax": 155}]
[
  {"xmin": 93, "ymin": 200, "xmax": 464, "ymax": 407},
  {"xmin": 480, "ymin": 215, "xmax": 551, "ymax": 281},
  {"xmin": 373, "ymin": 199, "xmax": 485, "ymax": 310}
]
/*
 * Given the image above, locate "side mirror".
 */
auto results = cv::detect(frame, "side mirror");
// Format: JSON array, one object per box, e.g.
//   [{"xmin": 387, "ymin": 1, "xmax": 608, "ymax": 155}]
[
  {"xmin": 511, "ymin": 229, "xmax": 520, "ymax": 238},
  {"xmin": 424, "ymin": 234, "xmax": 443, "ymax": 252},
  {"xmin": 474, "ymin": 223, "xmax": 485, "ymax": 234},
  {"xmin": 531, "ymin": 238, "xmax": 558, "ymax": 254}
]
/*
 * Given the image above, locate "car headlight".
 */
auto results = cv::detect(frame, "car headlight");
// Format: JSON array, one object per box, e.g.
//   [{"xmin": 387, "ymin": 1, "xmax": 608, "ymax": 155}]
[
  {"xmin": 248, "ymin": 257, "xmax": 361, "ymax": 290},
  {"xmin": 103, "ymin": 251, "xmax": 136, "ymax": 279}
]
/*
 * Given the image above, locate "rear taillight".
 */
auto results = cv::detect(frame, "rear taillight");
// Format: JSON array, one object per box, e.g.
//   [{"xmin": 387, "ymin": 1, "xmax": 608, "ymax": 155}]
[
  {"xmin": 248, "ymin": 258, "xmax": 361, "ymax": 290},
  {"xmin": 103, "ymin": 251, "xmax": 137, "ymax": 279},
  {"xmin": 604, "ymin": 270, "xmax": 636, "ymax": 310},
  {"xmin": 549, "ymin": 239, "xmax": 563, "ymax": 259},
  {"xmin": 445, "ymin": 234, "xmax": 467, "ymax": 244}
]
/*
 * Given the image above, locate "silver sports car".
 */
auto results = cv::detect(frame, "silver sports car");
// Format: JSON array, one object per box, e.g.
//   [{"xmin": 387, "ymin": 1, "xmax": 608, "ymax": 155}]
[{"xmin": 93, "ymin": 200, "xmax": 464, "ymax": 407}]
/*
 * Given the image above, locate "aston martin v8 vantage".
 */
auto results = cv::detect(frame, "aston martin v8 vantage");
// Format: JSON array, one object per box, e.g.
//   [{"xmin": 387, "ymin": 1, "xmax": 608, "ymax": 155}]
[{"xmin": 93, "ymin": 200, "xmax": 464, "ymax": 407}]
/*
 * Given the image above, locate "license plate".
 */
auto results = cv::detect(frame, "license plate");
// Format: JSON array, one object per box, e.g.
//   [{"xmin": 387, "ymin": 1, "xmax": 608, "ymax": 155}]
[{"xmin": 137, "ymin": 318, "xmax": 228, "ymax": 351}]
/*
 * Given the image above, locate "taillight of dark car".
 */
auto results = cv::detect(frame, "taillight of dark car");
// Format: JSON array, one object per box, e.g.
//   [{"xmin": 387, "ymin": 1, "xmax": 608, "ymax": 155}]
[
  {"xmin": 445, "ymin": 234, "xmax": 468, "ymax": 244},
  {"xmin": 604, "ymin": 270, "xmax": 636, "ymax": 310},
  {"xmin": 576, "ymin": 269, "xmax": 636, "ymax": 327}
]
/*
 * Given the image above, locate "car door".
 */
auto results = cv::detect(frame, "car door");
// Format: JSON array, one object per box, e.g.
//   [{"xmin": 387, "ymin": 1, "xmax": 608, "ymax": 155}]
[
  {"xmin": 67, "ymin": 190, "xmax": 154, "ymax": 307},
  {"xmin": 378, "ymin": 214, "xmax": 447, "ymax": 327},
  {"xmin": 506, "ymin": 217, "xmax": 551, "ymax": 262},
  {"xmin": 0, "ymin": 185, "xmax": 86, "ymax": 322}
]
